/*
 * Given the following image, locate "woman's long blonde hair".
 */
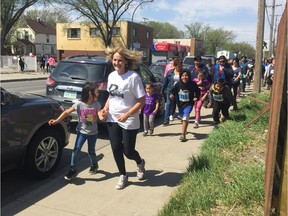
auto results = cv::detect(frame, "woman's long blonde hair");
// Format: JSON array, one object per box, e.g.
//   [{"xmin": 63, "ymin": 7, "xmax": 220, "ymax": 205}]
[{"xmin": 105, "ymin": 46, "xmax": 142, "ymax": 70}]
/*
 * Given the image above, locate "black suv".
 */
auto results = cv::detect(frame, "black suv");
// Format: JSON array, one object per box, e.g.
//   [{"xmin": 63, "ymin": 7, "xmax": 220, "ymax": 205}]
[
  {"xmin": 46, "ymin": 55, "xmax": 165, "ymax": 120},
  {"xmin": 1, "ymin": 88, "xmax": 70, "ymax": 179}
]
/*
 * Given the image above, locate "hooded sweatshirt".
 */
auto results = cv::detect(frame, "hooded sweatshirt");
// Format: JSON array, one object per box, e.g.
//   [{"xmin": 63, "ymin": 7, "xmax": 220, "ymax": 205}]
[
  {"xmin": 170, "ymin": 79, "xmax": 200, "ymax": 108},
  {"xmin": 210, "ymin": 83, "xmax": 236, "ymax": 106}
]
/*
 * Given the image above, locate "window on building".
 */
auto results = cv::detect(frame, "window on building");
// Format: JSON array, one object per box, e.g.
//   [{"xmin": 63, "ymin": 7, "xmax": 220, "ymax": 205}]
[
  {"xmin": 112, "ymin": 27, "xmax": 120, "ymax": 36},
  {"xmin": 24, "ymin": 31, "xmax": 29, "ymax": 40},
  {"xmin": 90, "ymin": 28, "xmax": 100, "ymax": 36},
  {"xmin": 133, "ymin": 28, "xmax": 136, "ymax": 37},
  {"xmin": 67, "ymin": 28, "xmax": 81, "ymax": 39},
  {"xmin": 46, "ymin": 34, "xmax": 50, "ymax": 43},
  {"xmin": 146, "ymin": 31, "xmax": 150, "ymax": 39}
]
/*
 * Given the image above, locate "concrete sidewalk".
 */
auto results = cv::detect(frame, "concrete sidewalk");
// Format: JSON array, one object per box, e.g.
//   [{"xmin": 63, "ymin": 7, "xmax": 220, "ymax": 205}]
[
  {"xmin": 0, "ymin": 69, "xmax": 49, "ymax": 82},
  {"xmin": 1, "ymin": 70, "xmax": 257, "ymax": 216},
  {"xmin": 2, "ymin": 106, "xmax": 215, "ymax": 216}
]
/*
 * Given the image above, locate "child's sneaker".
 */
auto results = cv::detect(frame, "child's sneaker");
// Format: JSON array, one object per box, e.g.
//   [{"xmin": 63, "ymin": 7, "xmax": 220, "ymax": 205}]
[
  {"xmin": 115, "ymin": 175, "xmax": 128, "ymax": 190},
  {"xmin": 137, "ymin": 159, "xmax": 146, "ymax": 180},
  {"xmin": 143, "ymin": 131, "xmax": 148, "ymax": 136},
  {"xmin": 180, "ymin": 134, "xmax": 187, "ymax": 142},
  {"xmin": 64, "ymin": 168, "xmax": 77, "ymax": 180},
  {"xmin": 89, "ymin": 163, "xmax": 99, "ymax": 174},
  {"xmin": 163, "ymin": 122, "xmax": 169, "ymax": 126},
  {"xmin": 149, "ymin": 129, "xmax": 154, "ymax": 135},
  {"xmin": 193, "ymin": 121, "xmax": 199, "ymax": 128}
]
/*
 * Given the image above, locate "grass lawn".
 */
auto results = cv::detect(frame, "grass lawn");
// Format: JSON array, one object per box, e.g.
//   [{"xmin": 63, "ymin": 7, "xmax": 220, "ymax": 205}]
[{"xmin": 158, "ymin": 92, "xmax": 270, "ymax": 216}]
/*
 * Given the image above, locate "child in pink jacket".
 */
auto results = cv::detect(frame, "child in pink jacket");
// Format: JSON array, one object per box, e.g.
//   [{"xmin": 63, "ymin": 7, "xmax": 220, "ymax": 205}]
[{"xmin": 193, "ymin": 70, "xmax": 210, "ymax": 128}]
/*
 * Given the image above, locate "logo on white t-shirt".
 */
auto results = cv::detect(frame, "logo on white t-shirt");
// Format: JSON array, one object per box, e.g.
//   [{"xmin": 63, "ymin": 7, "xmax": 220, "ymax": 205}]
[{"xmin": 109, "ymin": 84, "xmax": 124, "ymax": 98}]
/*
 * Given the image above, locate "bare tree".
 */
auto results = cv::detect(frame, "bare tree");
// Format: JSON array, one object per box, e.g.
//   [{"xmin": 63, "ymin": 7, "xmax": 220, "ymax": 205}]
[
  {"xmin": 53, "ymin": 0, "xmax": 153, "ymax": 48},
  {"xmin": 1, "ymin": 0, "xmax": 40, "ymax": 54}
]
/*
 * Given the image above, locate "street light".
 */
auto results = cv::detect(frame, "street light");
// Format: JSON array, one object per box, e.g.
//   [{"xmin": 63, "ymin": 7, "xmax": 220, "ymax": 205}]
[{"xmin": 130, "ymin": 0, "xmax": 153, "ymax": 50}]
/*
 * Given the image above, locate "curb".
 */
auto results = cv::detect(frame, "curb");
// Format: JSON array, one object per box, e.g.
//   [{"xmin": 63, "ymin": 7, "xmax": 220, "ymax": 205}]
[{"xmin": 1, "ymin": 77, "xmax": 48, "ymax": 83}]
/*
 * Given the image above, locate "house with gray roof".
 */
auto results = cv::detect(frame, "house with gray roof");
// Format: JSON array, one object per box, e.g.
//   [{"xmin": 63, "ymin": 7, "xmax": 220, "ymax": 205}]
[{"xmin": 14, "ymin": 19, "xmax": 56, "ymax": 58}]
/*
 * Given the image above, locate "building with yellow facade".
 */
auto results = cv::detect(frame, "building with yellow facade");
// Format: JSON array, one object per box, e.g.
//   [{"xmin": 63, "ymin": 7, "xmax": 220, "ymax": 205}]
[{"xmin": 56, "ymin": 21, "xmax": 153, "ymax": 65}]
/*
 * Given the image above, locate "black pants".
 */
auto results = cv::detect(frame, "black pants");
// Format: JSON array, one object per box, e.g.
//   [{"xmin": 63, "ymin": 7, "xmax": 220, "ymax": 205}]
[
  {"xmin": 20, "ymin": 64, "xmax": 24, "ymax": 72},
  {"xmin": 212, "ymin": 101, "xmax": 230, "ymax": 122},
  {"xmin": 232, "ymin": 82, "xmax": 240, "ymax": 98},
  {"xmin": 107, "ymin": 122, "xmax": 142, "ymax": 175}
]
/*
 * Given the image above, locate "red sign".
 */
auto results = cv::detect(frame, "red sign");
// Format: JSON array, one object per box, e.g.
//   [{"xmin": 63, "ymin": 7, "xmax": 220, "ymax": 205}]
[{"xmin": 153, "ymin": 42, "xmax": 178, "ymax": 51}]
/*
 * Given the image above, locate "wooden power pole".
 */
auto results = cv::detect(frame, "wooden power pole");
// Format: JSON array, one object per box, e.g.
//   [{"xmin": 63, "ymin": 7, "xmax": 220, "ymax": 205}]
[{"xmin": 254, "ymin": 0, "xmax": 266, "ymax": 93}]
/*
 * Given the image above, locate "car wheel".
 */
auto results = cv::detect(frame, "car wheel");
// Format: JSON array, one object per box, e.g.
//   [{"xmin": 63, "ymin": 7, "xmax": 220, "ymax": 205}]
[{"xmin": 26, "ymin": 128, "xmax": 63, "ymax": 179}]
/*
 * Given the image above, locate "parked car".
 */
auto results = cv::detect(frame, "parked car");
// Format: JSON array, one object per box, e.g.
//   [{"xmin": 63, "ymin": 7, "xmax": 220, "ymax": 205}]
[
  {"xmin": 1, "ymin": 88, "xmax": 70, "ymax": 179},
  {"xmin": 46, "ymin": 55, "xmax": 165, "ymax": 120},
  {"xmin": 148, "ymin": 62, "xmax": 167, "ymax": 83},
  {"xmin": 183, "ymin": 56, "xmax": 216, "ymax": 68}
]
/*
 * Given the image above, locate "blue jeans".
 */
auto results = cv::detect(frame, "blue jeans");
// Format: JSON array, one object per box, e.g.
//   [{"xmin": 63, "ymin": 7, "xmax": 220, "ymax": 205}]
[
  {"xmin": 241, "ymin": 78, "xmax": 247, "ymax": 92},
  {"xmin": 71, "ymin": 132, "xmax": 97, "ymax": 169},
  {"xmin": 163, "ymin": 94, "xmax": 175, "ymax": 123}
]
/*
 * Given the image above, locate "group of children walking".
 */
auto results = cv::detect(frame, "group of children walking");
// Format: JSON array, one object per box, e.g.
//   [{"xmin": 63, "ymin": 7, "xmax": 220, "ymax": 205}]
[
  {"xmin": 48, "ymin": 47, "xmax": 237, "ymax": 190},
  {"xmin": 143, "ymin": 55, "xmax": 237, "ymax": 142}
]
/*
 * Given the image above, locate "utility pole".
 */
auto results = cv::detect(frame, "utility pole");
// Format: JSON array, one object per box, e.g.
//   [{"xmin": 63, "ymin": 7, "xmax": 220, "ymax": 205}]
[
  {"xmin": 267, "ymin": 0, "xmax": 282, "ymax": 57},
  {"xmin": 269, "ymin": 0, "xmax": 275, "ymax": 57},
  {"xmin": 142, "ymin": 17, "xmax": 149, "ymax": 23},
  {"xmin": 254, "ymin": 0, "xmax": 265, "ymax": 93},
  {"xmin": 272, "ymin": 15, "xmax": 281, "ymax": 52}
]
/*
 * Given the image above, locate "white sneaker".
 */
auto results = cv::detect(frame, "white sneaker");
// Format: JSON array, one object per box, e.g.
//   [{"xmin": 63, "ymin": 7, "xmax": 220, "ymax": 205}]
[
  {"xmin": 169, "ymin": 115, "xmax": 174, "ymax": 121},
  {"xmin": 137, "ymin": 159, "xmax": 146, "ymax": 180},
  {"xmin": 115, "ymin": 175, "xmax": 128, "ymax": 190},
  {"xmin": 193, "ymin": 122, "xmax": 199, "ymax": 128}
]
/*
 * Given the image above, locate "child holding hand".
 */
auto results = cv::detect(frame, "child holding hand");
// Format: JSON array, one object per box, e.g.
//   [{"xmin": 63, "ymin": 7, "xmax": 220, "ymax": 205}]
[{"xmin": 49, "ymin": 82, "xmax": 107, "ymax": 180}]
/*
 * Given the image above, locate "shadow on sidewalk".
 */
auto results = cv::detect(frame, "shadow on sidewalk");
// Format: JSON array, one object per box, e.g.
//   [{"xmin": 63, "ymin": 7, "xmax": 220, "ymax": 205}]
[{"xmin": 72, "ymin": 169, "xmax": 181, "ymax": 188}]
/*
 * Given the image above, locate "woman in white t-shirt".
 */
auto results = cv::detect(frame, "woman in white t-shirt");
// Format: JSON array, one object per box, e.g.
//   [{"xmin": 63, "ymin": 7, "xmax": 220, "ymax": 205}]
[{"xmin": 103, "ymin": 47, "xmax": 146, "ymax": 190}]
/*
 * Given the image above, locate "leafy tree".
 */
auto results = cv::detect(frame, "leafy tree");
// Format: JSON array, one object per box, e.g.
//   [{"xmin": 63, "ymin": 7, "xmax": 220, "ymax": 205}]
[
  {"xmin": 22, "ymin": 9, "xmax": 70, "ymax": 28},
  {"xmin": 205, "ymin": 28, "xmax": 235, "ymax": 54},
  {"xmin": 1, "ymin": 0, "xmax": 40, "ymax": 54},
  {"xmin": 146, "ymin": 21, "xmax": 184, "ymax": 39},
  {"xmin": 223, "ymin": 42, "xmax": 255, "ymax": 58},
  {"xmin": 51, "ymin": 0, "xmax": 153, "ymax": 48}
]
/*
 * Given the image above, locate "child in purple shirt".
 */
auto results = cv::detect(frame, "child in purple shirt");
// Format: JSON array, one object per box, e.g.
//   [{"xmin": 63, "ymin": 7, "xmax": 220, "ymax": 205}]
[{"xmin": 143, "ymin": 83, "xmax": 159, "ymax": 136}]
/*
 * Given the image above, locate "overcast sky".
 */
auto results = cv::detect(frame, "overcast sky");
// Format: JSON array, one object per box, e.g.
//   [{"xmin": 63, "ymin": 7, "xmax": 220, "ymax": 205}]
[{"xmin": 123, "ymin": 0, "xmax": 286, "ymax": 47}]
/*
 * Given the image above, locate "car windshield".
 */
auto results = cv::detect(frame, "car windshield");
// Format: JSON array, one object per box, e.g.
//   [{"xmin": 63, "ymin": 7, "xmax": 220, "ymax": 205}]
[
  {"xmin": 52, "ymin": 62, "xmax": 108, "ymax": 81},
  {"xmin": 183, "ymin": 58, "xmax": 194, "ymax": 65},
  {"xmin": 149, "ymin": 65, "xmax": 165, "ymax": 74},
  {"xmin": 183, "ymin": 58, "xmax": 208, "ymax": 66}
]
